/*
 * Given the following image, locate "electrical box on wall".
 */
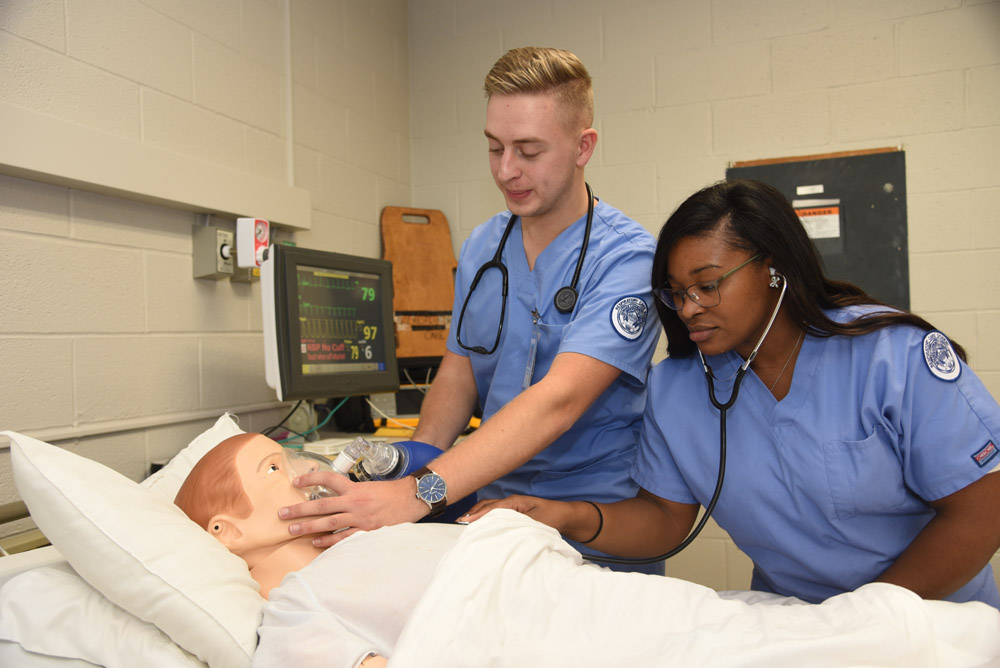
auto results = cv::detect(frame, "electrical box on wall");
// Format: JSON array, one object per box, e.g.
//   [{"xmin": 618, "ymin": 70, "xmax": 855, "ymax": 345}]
[
  {"xmin": 193, "ymin": 225, "xmax": 234, "ymax": 280},
  {"xmin": 231, "ymin": 266, "xmax": 261, "ymax": 283}
]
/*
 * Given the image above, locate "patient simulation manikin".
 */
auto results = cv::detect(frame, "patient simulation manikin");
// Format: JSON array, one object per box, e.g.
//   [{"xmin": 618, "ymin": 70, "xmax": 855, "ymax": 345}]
[
  {"xmin": 175, "ymin": 434, "xmax": 1000, "ymax": 668},
  {"xmin": 174, "ymin": 433, "xmax": 462, "ymax": 668},
  {"xmin": 174, "ymin": 433, "xmax": 329, "ymax": 598}
]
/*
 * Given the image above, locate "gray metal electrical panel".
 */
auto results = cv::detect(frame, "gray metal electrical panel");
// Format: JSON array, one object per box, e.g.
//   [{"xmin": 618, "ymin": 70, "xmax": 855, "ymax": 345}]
[{"xmin": 727, "ymin": 149, "xmax": 908, "ymax": 310}]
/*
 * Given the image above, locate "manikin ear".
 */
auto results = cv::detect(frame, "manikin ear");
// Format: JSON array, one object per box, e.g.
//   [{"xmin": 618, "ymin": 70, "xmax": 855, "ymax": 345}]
[
  {"xmin": 576, "ymin": 127, "xmax": 597, "ymax": 167},
  {"xmin": 207, "ymin": 515, "xmax": 244, "ymax": 551}
]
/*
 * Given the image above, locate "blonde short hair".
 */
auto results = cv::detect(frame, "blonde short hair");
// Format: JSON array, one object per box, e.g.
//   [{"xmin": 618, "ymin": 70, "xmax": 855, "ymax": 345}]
[{"xmin": 484, "ymin": 46, "xmax": 594, "ymax": 130}]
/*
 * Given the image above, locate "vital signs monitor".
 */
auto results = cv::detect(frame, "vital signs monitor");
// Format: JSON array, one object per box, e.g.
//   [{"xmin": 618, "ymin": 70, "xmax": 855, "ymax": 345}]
[{"xmin": 261, "ymin": 244, "xmax": 400, "ymax": 402}]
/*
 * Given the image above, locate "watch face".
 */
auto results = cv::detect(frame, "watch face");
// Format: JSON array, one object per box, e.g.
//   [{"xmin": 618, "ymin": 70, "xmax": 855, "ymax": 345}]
[{"xmin": 417, "ymin": 473, "xmax": 447, "ymax": 504}]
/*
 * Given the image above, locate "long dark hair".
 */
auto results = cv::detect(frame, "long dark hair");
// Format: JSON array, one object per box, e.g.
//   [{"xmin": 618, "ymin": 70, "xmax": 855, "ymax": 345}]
[{"xmin": 652, "ymin": 179, "xmax": 965, "ymax": 360}]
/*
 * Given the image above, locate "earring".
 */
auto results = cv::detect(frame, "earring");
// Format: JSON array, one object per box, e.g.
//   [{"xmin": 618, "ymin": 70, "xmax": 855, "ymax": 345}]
[
  {"xmin": 769, "ymin": 267, "xmax": 780, "ymax": 289},
  {"xmin": 212, "ymin": 524, "xmax": 221, "ymax": 533}
]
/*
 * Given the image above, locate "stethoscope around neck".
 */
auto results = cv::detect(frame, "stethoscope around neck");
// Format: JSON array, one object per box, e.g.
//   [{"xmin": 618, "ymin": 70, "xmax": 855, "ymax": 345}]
[
  {"xmin": 455, "ymin": 183, "xmax": 595, "ymax": 355},
  {"xmin": 589, "ymin": 274, "xmax": 790, "ymax": 565}
]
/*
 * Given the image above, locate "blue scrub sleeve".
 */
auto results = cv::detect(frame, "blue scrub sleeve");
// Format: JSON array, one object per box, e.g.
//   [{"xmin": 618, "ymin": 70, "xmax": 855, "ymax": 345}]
[
  {"xmin": 630, "ymin": 362, "xmax": 700, "ymax": 505},
  {"xmin": 557, "ymin": 245, "xmax": 658, "ymax": 385},
  {"xmin": 886, "ymin": 329, "xmax": 1000, "ymax": 501}
]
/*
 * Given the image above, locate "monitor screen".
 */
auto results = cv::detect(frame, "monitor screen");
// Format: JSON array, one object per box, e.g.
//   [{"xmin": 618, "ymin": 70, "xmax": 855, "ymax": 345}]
[{"xmin": 261, "ymin": 244, "xmax": 399, "ymax": 402}]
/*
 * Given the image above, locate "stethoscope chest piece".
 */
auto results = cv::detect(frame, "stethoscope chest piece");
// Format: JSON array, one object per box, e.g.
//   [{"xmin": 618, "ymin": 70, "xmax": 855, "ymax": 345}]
[{"xmin": 554, "ymin": 286, "xmax": 578, "ymax": 313}]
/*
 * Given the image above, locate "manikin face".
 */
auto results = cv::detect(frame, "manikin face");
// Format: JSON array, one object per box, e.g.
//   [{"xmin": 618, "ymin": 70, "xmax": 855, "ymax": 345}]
[
  {"xmin": 484, "ymin": 91, "xmax": 593, "ymax": 226},
  {"xmin": 666, "ymin": 231, "xmax": 777, "ymax": 360},
  {"xmin": 214, "ymin": 434, "xmax": 312, "ymax": 556}
]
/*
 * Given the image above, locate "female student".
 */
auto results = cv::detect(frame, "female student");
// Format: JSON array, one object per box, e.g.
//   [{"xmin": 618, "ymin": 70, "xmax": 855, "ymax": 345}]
[{"xmin": 465, "ymin": 178, "xmax": 1000, "ymax": 607}]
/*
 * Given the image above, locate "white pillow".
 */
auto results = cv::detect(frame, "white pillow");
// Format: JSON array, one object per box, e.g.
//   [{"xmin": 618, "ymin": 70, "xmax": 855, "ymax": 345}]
[
  {"xmin": 5, "ymin": 416, "xmax": 262, "ymax": 668},
  {"xmin": 141, "ymin": 413, "xmax": 245, "ymax": 500}
]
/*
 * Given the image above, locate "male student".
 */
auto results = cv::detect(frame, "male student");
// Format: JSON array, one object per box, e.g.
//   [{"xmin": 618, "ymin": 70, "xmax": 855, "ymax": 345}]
[{"xmin": 279, "ymin": 47, "xmax": 660, "ymax": 572}]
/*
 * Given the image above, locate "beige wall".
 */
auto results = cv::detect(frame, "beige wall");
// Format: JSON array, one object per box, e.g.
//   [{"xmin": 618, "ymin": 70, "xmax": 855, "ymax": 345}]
[
  {"xmin": 0, "ymin": 0, "xmax": 410, "ymax": 536},
  {"xmin": 406, "ymin": 0, "xmax": 1000, "ymax": 590},
  {"xmin": 2, "ymin": 0, "xmax": 999, "ymax": 593}
]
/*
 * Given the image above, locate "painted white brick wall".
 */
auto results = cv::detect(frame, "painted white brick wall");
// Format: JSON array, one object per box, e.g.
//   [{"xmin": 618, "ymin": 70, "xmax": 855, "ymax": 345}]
[
  {"xmin": 656, "ymin": 43, "xmax": 770, "ymax": 107},
  {"xmin": 830, "ymin": 72, "xmax": 966, "ymax": 142},
  {"xmin": 141, "ymin": 88, "xmax": 248, "ymax": 172},
  {"xmin": 0, "ymin": 0, "xmax": 411, "ymax": 535},
  {"xmin": 141, "ymin": 0, "xmax": 243, "ymax": 52},
  {"xmin": 0, "ymin": 0, "xmax": 67, "ymax": 51},
  {"xmin": 4, "ymin": 232, "xmax": 146, "ymax": 334},
  {"xmin": 0, "ymin": 32, "xmax": 142, "ymax": 138},
  {"xmin": 0, "ymin": 338, "xmax": 75, "ymax": 428},
  {"xmin": 899, "ymin": 4, "xmax": 1000, "ymax": 74},
  {"xmin": 65, "ymin": 0, "xmax": 195, "ymax": 100},
  {"xmin": 772, "ymin": 23, "xmax": 896, "ymax": 91},
  {"xmin": 193, "ymin": 35, "xmax": 284, "ymax": 134}
]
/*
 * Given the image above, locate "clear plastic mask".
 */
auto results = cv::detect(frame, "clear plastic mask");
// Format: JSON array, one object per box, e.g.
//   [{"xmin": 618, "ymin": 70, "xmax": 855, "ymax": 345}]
[{"xmin": 282, "ymin": 448, "xmax": 338, "ymax": 500}]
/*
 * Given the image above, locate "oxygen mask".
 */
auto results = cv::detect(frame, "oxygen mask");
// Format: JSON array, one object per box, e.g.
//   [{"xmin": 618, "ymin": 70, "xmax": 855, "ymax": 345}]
[{"xmin": 282, "ymin": 448, "xmax": 339, "ymax": 500}]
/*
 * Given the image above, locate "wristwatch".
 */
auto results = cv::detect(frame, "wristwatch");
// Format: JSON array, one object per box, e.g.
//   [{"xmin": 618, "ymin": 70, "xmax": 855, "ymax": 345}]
[{"xmin": 412, "ymin": 466, "xmax": 447, "ymax": 517}]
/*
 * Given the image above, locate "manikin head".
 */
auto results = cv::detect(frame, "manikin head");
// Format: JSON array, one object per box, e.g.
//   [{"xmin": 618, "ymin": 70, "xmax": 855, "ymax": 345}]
[{"xmin": 174, "ymin": 433, "xmax": 324, "ymax": 597}]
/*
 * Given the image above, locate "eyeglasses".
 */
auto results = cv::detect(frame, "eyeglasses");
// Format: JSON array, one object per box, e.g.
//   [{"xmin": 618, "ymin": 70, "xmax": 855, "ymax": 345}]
[{"xmin": 654, "ymin": 253, "xmax": 762, "ymax": 311}]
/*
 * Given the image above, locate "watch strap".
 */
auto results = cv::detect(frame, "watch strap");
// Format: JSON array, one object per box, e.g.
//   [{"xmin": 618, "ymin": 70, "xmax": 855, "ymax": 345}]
[{"xmin": 412, "ymin": 466, "xmax": 447, "ymax": 516}]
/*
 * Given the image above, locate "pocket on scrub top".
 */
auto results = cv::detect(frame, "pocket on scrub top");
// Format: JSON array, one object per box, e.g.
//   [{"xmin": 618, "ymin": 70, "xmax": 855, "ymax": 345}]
[
  {"xmin": 823, "ymin": 425, "xmax": 911, "ymax": 520},
  {"xmin": 523, "ymin": 320, "xmax": 568, "ymax": 386}
]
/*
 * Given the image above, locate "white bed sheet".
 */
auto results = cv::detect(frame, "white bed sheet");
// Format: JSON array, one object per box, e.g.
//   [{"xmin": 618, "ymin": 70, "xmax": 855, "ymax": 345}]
[
  {"xmin": 0, "ymin": 544, "xmax": 64, "ymax": 586},
  {"xmin": 0, "ymin": 550, "xmax": 100, "ymax": 668},
  {"xmin": 391, "ymin": 510, "xmax": 1000, "ymax": 667},
  {"xmin": 0, "ymin": 644, "xmax": 100, "ymax": 668},
  {"xmin": 6, "ymin": 511, "xmax": 1000, "ymax": 667},
  {"xmin": 0, "ymin": 548, "xmax": 202, "ymax": 668},
  {"xmin": 0, "ymin": 548, "xmax": 100, "ymax": 667}
]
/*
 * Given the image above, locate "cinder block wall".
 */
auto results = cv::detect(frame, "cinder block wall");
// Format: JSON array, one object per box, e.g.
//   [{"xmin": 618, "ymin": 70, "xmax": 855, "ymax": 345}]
[
  {"xmin": 0, "ymin": 0, "xmax": 411, "ymax": 537},
  {"xmin": 407, "ymin": 0, "xmax": 1000, "ymax": 591}
]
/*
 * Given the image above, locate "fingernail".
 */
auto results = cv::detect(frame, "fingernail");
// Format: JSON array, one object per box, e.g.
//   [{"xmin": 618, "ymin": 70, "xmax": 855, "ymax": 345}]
[
  {"xmin": 278, "ymin": 507, "xmax": 290, "ymax": 518},
  {"xmin": 289, "ymin": 523, "xmax": 301, "ymax": 535},
  {"xmin": 312, "ymin": 537, "xmax": 324, "ymax": 547}
]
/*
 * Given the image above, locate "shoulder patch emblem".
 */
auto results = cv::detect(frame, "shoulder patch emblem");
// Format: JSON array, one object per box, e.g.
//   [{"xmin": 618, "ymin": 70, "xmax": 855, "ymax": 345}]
[
  {"xmin": 922, "ymin": 331, "xmax": 960, "ymax": 382},
  {"xmin": 611, "ymin": 296, "xmax": 648, "ymax": 341}
]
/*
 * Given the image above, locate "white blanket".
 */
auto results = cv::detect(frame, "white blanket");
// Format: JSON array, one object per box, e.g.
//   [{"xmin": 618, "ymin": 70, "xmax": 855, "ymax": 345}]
[{"xmin": 390, "ymin": 510, "xmax": 1000, "ymax": 667}]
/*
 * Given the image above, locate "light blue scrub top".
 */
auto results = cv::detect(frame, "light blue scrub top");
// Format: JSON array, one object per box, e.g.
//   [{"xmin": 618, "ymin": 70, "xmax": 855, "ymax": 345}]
[
  {"xmin": 448, "ymin": 200, "xmax": 658, "ymax": 506},
  {"xmin": 634, "ymin": 306, "xmax": 1000, "ymax": 606}
]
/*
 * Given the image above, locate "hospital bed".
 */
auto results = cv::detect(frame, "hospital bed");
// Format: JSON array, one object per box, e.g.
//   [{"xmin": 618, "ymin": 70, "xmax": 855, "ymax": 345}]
[
  {"xmin": 2, "ymin": 414, "xmax": 1000, "ymax": 668},
  {"xmin": 0, "ymin": 414, "xmax": 252, "ymax": 668}
]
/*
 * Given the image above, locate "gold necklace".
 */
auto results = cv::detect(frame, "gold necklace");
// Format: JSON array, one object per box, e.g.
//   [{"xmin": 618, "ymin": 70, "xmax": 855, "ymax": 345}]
[{"xmin": 768, "ymin": 330, "xmax": 804, "ymax": 392}]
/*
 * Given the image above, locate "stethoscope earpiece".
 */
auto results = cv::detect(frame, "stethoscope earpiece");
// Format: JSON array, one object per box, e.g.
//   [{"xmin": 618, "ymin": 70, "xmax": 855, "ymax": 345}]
[{"xmin": 769, "ymin": 266, "xmax": 782, "ymax": 289}]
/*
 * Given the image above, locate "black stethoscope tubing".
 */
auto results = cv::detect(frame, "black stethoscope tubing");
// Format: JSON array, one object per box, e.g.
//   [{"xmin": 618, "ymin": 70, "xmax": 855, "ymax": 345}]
[
  {"xmin": 455, "ymin": 184, "xmax": 595, "ymax": 355},
  {"xmin": 586, "ymin": 368, "xmax": 746, "ymax": 565},
  {"xmin": 588, "ymin": 277, "xmax": 788, "ymax": 565}
]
